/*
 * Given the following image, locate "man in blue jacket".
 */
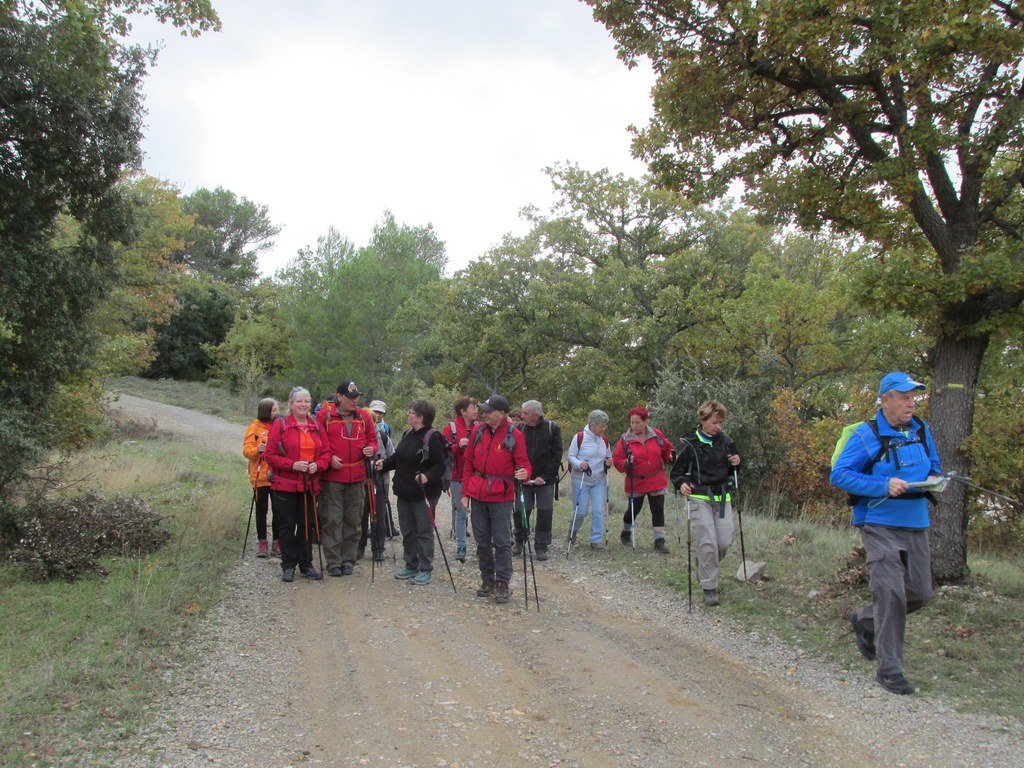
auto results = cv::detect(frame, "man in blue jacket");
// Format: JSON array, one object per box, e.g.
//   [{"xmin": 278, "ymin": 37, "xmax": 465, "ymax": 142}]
[{"xmin": 830, "ymin": 372, "xmax": 943, "ymax": 695}]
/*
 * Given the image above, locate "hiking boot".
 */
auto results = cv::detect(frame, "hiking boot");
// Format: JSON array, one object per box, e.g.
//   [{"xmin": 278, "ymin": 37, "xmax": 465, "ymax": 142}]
[
  {"xmin": 256, "ymin": 539, "xmax": 269, "ymax": 558},
  {"xmin": 653, "ymin": 538, "xmax": 670, "ymax": 554},
  {"xmin": 876, "ymin": 670, "xmax": 915, "ymax": 695},
  {"xmin": 412, "ymin": 571, "xmax": 433, "ymax": 585},
  {"xmin": 302, "ymin": 567, "xmax": 323, "ymax": 581},
  {"xmin": 395, "ymin": 567, "xmax": 417, "ymax": 580},
  {"xmin": 590, "ymin": 541, "xmax": 606, "ymax": 551},
  {"xmin": 341, "ymin": 564, "xmax": 354, "ymax": 576},
  {"xmin": 493, "ymin": 579, "xmax": 510, "ymax": 604},
  {"xmin": 536, "ymin": 546, "xmax": 549, "ymax": 561},
  {"xmin": 512, "ymin": 541, "xmax": 524, "ymax": 557},
  {"xmin": 281, "ymin": 567, "xmax": 295, "ymax": 583},
  {"xmin": 327, "ymin": 565, "xmax": 344, "ymax": 577},
  {"xmin": 476, "ymin": 580, "xmax": 493, "ymax": 597},
  {"xmin": 703, "ymin": 589, "xmax": 720, "ymax": 606},
  {"xmin": 271, "ymin": 540, "xmax": 281, "ymax": 557},
  {"xmin": 850, "ymin": 611, "xmax": 877, "ymax": 661},
  {"xmin": 619, "ymin": 529, "xmax": 632, "ymax": 546},
  {"xmin": 456, "ymin": 546, "xmax": 467, "ymax": 563}
]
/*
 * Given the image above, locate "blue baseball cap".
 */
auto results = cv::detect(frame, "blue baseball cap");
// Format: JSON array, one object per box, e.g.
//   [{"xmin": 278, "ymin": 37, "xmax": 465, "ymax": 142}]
[{"xmin": 878, "ymin": 372, "xmax": 926, "ymax": 396}]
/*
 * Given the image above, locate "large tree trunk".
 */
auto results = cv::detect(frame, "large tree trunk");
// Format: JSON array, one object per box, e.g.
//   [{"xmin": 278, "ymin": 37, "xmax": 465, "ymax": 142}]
[{"xmin": 927, "ymin": 332, "xmax": 989, "ymax": 582}]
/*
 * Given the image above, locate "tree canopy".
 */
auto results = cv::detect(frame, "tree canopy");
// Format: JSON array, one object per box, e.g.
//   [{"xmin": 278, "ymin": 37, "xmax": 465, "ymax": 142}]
[
  {"xmin": 585, "ymin": 0, "xmax": 1024, "ymax": 579},
  {"xmin": 0, "ymin": 0, "xmax": 218, "ymax": 500}
]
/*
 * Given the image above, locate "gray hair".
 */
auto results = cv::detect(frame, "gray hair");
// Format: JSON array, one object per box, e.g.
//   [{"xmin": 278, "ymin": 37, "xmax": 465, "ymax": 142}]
[
  {"xmin": 587, "ymin": 409, "xmax": 609, "ymax": 427},
  {"xmin": 521, "ymin": 399, "xmax": 543, "ymax": 416},
  {"xmin": 288, "ymin": 386, "xmax": 311, "ymax": 404}
]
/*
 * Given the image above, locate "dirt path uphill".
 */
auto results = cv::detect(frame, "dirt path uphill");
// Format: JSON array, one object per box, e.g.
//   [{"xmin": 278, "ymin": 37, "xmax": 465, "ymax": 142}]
[{"xmin": 108, "ymin": 395, "xmax": 1022, "ymax": 768}]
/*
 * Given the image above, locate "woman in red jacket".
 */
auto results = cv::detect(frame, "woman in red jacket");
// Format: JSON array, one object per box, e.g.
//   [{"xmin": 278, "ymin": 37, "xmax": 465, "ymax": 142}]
[
  {"xmin": 612, "ymin": 407, "xmax": 675, "ymax": 553},
  {"xmin": 264, "ymin": 387, "xmax": 332, "ymax": 582},
  {"xmin": 242, "ymin": 397, "xmax": 279, "ymax": 558}
]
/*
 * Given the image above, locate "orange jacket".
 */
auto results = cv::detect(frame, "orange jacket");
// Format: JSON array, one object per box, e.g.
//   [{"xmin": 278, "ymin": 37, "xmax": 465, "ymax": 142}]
[
  {"xmin": 243, "ymin": 418, "xmax": 273, "ymax": 488},
  {"xmin": 316, "ymin": 402, "xmax": 378, "ymax": 483}
]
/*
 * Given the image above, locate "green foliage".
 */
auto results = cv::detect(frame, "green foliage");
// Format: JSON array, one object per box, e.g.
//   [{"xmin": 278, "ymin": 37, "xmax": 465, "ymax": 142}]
[
  {"xmin": 272, "ymin": 212, "xmax": 446, "ymax": 397},
  {"xmin": 88, "ymin": 175, "xmax": 190, "ymax": 376},
  {"xmin": 176, "ymin": 186, "xmax": 280, "ymax": 290},
  {"xmin": 144, "ymin": 277, "xmax": 238, "ymax": 380},
  {"xmin": 586, "ymin": 0, "xmax": 1024, "ymax": 578},
  {"xmin": 0, "ymin": 1, "xmax": 218, "ymax": 503}
]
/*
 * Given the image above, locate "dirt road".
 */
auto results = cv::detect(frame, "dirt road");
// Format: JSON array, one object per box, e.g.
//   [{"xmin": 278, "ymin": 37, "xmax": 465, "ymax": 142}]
[{"xmin": 108, "ymin": 395, "xmax": 1022, "ymax": 768}]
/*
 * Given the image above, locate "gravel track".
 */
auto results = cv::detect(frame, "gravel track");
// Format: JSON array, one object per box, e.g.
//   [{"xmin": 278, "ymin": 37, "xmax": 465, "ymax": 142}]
[{"xmin": 105, "ymin": 395, "xmax": 1023, "ymax": 768}]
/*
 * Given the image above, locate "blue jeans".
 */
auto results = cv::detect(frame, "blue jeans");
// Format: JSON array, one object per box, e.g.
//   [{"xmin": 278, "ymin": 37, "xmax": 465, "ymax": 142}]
[
  {"xmin": 450, "ymin": 480, "xmax": 468, "ymax": 548},
  {"xmin": 569, "ymin": 477, "xmax": 607, "ymax": 544}
]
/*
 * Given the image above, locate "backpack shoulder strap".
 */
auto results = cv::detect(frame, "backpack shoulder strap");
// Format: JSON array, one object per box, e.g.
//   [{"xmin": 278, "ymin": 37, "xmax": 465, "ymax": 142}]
[{"xmin": 862, "ymin": 418, "xmax": 890, "ymax": 474}]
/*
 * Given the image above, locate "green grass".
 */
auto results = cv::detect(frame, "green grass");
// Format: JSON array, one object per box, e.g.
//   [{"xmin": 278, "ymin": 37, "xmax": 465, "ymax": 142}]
[
  {"xmin": 107, "ymin": 375, "xmax": 251, "ymax": 424},
  {"xmin": 558, "ymin": 481, "xmax": 1024, "ymax": 725},
  {"xmin": 0, "ymin": 431, "xmax": 250, "ymax": 767}
]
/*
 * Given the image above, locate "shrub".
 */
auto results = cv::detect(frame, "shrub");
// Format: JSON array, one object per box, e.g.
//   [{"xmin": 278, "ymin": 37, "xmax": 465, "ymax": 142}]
[{"xmin": 2, "ymin": 492, "xmax": 170, "ymax": 581}]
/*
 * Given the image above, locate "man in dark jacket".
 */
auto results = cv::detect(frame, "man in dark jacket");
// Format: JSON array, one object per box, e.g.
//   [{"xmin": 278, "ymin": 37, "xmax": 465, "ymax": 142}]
[{"xmin": 515, "ymin": 400, "xmax": 563, "ymax": 561}]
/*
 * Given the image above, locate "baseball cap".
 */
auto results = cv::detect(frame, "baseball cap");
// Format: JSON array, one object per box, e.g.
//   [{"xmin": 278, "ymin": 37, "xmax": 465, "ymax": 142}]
[
  {"xmin": 368, "ymin": 400, "xmax": 387, "ymax": 414},
  {"xmin": 479, "ymin": 395, "xmax": 510, "ymax": 413},
  {"xmin": 878, "ymin": 372, "xmax": 926, "ymax": 396},
  {"xmin": 336, "ymin": 380, "xmax": 362, "ymax": 398}
]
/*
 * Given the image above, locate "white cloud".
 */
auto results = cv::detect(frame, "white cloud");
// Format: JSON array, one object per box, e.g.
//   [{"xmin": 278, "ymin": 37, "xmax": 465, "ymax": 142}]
[{"xmin": 131, "ymin": 0, "xmax": 654, "ymax": 276}]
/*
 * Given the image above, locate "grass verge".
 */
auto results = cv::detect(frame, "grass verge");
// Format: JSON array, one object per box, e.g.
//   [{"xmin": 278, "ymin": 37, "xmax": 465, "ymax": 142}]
[
  {"xmin": 556, "ymin": 480, "xmax": 1024, "ymax": 726},
  {"xmin": 106, "ymin": 375, "xmax": 250, "ymax": 424},
  {"xmin": 0, "ymin": 429, "xmax": 250, "ymax": 767}
]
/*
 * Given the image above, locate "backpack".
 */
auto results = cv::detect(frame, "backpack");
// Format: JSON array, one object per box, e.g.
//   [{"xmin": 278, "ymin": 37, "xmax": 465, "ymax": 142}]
[
  {"xmin": 420, "ymin": 428, "xmax": 453, "ymax": 492},
  {"xmin": 472, "ymin": 422, "xmax": 518, "ymax": 452},
  {"xmin": 831, "ymin": 417, "xmax": 931, "ymax": 505}
]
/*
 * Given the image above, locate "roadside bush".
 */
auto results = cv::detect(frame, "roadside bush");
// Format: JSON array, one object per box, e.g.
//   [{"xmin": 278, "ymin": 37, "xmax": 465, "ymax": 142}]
[{"xmin": 2, "ymin": 491, "xmax": 170, "ymax": 581}]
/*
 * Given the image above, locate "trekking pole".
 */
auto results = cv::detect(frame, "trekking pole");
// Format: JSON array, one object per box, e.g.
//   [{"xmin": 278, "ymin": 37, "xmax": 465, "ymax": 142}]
[
  {"xmin": 944, "ymin": 473, "xmax": 1021, "ymax": 507},
  {"xmin": 384, "ymin": 494, "xmax": 398, "ymax": 562},
  {"xmin": 685, "ymin": 496, "xmax": 693, "ymax": 614},
  {"xmin": 422, "ymin": 487, "xmax": 456, "ymax": 593},
  {"xmin": 516, "ymin": 481, "xmax": 540, "ymax": 612},
  {"xmin": 309, "ymin": 485, "xmax": 324, "ymax": 575},
  {"xmin": 673, "ymin": 488, "xmax": 683, "ymax": 548},
  {"xmin": 301, "ymin": 481, "xmax": 311, "ymax": 573},
  {"xmin": 626, "ymin": 447, "xmax": 636, "ymax": 552},
  {"xmin": 241, "ymin": 487, "xmax": 256, "ymax": 560},
  {"xmin": 733, "ymin": 466, "xmax": 747, "ymax": 581},
  {"xmin": 566, "ymin": 469, "xmax": 587, "ymax": 558},
  {"xmin": 366, "ymin": 460, "xmax": 378, "ymax": 584}
]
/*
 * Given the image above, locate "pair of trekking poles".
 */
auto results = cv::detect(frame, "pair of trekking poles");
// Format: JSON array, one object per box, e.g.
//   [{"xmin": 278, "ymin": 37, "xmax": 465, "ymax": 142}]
[
  {"xmin": 562, "ymin": 463, "xmax": 747, "ymax": 615},
  {"xmin": 672, "ymin": 467, "xmax": 747, "ymax": 613}
]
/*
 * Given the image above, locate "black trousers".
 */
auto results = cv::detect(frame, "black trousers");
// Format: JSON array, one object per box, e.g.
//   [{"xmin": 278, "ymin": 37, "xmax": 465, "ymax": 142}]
[{"xmin": 271, "ymin": 489, "xmax": 316, "ymax": 571}]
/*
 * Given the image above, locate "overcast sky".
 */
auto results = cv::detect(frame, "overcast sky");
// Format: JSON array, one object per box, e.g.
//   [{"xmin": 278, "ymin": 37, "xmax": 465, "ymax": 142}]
[{"xmin": 131, "ymin": 0, "xmax": 654, "ymax": 277}]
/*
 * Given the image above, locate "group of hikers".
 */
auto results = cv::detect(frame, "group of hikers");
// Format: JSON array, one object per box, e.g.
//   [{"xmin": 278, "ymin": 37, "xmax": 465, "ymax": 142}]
[{"xmin": 244, "ymin": 371, "xmax": 943, "ymax": 695}]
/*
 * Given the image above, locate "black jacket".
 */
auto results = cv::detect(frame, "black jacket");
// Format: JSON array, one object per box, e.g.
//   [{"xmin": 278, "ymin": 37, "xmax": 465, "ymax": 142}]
[
  {"xmin": 381, "ymin": 426, "xmax": 446, "ymax": 501},
  {"xmin": 670, "ymin": 429, "xmax": 738, "ymax": 493},
  {"xmin": 519, "ymin": 419, "xmax": 563, "ymax": 484}
]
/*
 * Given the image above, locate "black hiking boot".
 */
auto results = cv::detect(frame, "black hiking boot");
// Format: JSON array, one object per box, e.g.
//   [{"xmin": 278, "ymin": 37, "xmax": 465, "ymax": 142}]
[
  {"xmin": 850, "ymin": 611, "xmax": 877, "ymax": 661},
  {"xmin": 876, "ymin": 670, "xmax": 914, "ymax": 695},
  {"xmin": 476, "ymin": 580, "xmax": 493, "ymax": 597},
  {"xmin": 703, "ymin": 589, "xmax": 720, "ymax": 606},
  {"xmin": 619, "ymin": 529, "xmax": 632, "ymax": 546},
  {"xmin": 653, "ymin": 538, "xmax": 670, "ymax": 554}
]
